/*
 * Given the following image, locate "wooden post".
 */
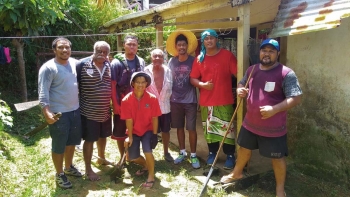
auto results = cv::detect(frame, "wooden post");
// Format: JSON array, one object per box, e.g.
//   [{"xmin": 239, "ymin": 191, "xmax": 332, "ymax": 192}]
[
  {"xmin": 236, "ymin": 3, "xmax": 250, "ymax": 150},
  {"xmin": 155, "ymin": 24, "xmax": 164, "ymax": 50},
  {"xmin": 117, "ymin": 34, "xmax": 123, "ymax": 53}
]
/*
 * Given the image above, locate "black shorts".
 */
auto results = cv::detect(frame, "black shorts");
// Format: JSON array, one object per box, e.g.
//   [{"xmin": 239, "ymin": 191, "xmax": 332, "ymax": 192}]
[
  {"xmin": 112, "ymin": 114, "xmax": 127, "ymax": 140},
  {"xmin": 158, "ymin": 113, "xmax": 171, "ymax": 133},
  {"xmin": 237, "ymin": 126, "xmax": 288, "ymax": 158},
  {"xmin": 81, "ymin": 115, "xmax": 112, "ymax": 142},
  {"xmin": 170, "ymin": 102, "xmax": 197, "ymax": 131}
]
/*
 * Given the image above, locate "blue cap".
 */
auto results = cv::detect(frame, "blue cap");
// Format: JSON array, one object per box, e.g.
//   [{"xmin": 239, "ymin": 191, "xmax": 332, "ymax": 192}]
[{"xmin": 260, "ymin": 38, "xmax": 280, "ymax": 51}]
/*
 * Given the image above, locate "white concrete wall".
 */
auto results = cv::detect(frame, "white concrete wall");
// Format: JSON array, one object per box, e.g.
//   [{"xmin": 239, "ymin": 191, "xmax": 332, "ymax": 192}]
[{"xmin": 286, "ymin": 17, "xmax": 350, "ymax": 138}]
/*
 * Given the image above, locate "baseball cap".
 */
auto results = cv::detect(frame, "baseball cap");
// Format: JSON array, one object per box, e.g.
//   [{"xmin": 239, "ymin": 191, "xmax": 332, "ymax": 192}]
[
  {"xmin": 260, "ymin": 38, "xmax": 280, "ymax": 51},
  {"xmin": 130, "ymin": 71, "xmax": 151, "ymax": 88}
]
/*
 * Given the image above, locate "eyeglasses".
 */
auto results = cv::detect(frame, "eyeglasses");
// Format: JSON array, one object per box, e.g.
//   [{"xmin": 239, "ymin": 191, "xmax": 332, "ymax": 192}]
[{"xmin": 96, "ymin": 50, "xmax": 109, "ymax": 54}]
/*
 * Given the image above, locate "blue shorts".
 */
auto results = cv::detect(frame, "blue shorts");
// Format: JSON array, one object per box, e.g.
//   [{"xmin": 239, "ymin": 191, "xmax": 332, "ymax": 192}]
[
  {"xmin": 128, "ymin": 131, "xmax": 153, "ymax": 160},
  {"xmin": 49, "ymin": 109, "xmax": 82, "ymax": 154},
  {"xmin": 158, "ymin": 113, "xmax": 171, "ymax": 133}
]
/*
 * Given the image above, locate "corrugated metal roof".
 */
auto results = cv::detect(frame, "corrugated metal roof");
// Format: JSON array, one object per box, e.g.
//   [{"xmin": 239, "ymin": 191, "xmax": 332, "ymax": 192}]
[{"xmin": 269, "ymin": 0, "xmax": 350, "ymax": 38}]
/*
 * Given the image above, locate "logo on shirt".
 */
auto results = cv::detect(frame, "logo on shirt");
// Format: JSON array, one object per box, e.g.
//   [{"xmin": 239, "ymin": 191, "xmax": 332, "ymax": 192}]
[
  {"xmin": 145, "ymin": 104, "xmax": 150, "ymax": 108},
  {"xmin": 86, "ymin": 69, "xmax": 94, "ymax": 75},
  {"xmin": 174, "ymin": 65, "xmax": 190, "ymax": 88}
]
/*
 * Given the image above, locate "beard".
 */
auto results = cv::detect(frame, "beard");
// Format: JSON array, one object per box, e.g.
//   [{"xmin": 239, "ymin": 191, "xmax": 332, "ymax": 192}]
[{"xmin": 260, "ymin": 57, "xmax": 276, "ymax": 67}]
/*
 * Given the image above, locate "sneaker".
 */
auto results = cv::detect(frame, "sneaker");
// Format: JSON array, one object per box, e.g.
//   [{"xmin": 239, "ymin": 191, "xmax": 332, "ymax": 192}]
[
  {"xmin": 206, "ymin": 152, "xmax": 216, "ymax": 165},
  {"xmin": 56, "ymin": 173, "xmax": 72, "ymax": 189},
  {"xmin": 164, "ymin": 153, "xmax": 174, "ymax": 162},
  {"xmin": 223, "ymin": 155, "xmax": 236, "ymax": 170},
  {"xmin": 190, "ymin": 156, "xmax": 201, "ymax": 169},
  {"xmin": 174, "ymin": 153, "xmax": 186, "ymax": 164},
  {"xmin": 64, "ymin": 165, "xmax": 83, "ymax": 177}
]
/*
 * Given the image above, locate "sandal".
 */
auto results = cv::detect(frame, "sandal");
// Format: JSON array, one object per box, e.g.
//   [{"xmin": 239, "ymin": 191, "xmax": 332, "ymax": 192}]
[
  {"xmin": 220, "ymin": 174, "xmax": 242, "ymax": 184},
  {"xmin": 135, "ymin": 169, "xmax": 148, "ymax": 176},
  {"xmin": 141, "ymin": 180, "xmax": 155, "ymax": 188}
]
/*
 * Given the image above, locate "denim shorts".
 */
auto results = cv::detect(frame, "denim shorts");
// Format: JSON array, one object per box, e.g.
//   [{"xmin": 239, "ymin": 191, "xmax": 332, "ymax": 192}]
[
  {"xmin": 128, "ymin": 131, "xmax": 153, "ymax": 160},
  {"xmin": 49, "ymin": 109, "xmax": 82, "ymax": 154}
]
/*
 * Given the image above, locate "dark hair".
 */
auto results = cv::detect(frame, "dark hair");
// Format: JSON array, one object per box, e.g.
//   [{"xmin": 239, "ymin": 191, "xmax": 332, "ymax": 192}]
[
  {"xmin": 124, "ymin": 34, "xmax": 138, "ymax": 43},
  {"xmin": 175, "ymin": 34, "xmax": 188, "ymax": 44},
  {"xmin": 52, "ymin": 37, "xmax": 72, "ymax": 49}
]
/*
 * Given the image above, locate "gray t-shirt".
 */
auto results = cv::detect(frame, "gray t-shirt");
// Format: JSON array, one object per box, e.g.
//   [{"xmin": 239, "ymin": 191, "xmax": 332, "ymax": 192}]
[
  {"xmin": 38, "ymin": 58, "xmax": 79, "ymax": 113},
  {"xmin": 169, "ymin": 56, "xmax": 197, "ymax": 103}
]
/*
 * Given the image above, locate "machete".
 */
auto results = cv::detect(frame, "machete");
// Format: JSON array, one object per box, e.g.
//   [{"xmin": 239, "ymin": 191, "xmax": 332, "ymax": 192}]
[{"xmin": 24, "ymin": 112, "xmax": 62, "ymax": 137}]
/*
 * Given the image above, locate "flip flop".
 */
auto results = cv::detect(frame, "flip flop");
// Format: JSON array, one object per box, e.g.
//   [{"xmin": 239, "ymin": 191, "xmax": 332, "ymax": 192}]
[
  {"xmin": 141, "ymin": 180, "xmax": 155, "ymax": 188},
  {"xmin": 135, "ymin": 169, "xmax": 148, "ymax": 176},
  {"xmin": 220, "ymin": 174, "xmax": 242, "ymax": 184}
]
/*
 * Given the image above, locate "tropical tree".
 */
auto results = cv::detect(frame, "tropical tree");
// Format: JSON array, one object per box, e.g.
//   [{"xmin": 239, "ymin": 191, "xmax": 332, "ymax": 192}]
[{"xmin": 0, "ymin": 0, "xmax": 68, "ymax": 101}]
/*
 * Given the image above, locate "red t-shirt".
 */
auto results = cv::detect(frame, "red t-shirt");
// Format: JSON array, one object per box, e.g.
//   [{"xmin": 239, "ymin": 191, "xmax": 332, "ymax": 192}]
[
  {"xmin": 190, "ymin": 49, "xmax": 237, "ymax": 106},
  {"xmin": 120, "ymin": 91, "xmax": 162, "ymax": 136}
]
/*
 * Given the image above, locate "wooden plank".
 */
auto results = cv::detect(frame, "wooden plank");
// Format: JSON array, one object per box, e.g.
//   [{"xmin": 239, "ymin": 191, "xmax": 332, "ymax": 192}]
[{"xmin": 236, "ymin": 3, "xmax": 250, "ymax": 151}]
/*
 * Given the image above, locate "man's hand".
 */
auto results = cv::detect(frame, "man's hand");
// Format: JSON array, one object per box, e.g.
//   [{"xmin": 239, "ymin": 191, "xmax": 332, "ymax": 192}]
[
  {"xmin": 43, "ymin": 111, "xmax": 59, "ymax": 124},
  {"xmin": 150, "ymin": 134, "xmax": 158, "ymax": 149},
  {"xmin": 200, "ymin": 80, "xmax": 213, "ymax": 90},
  {"xmin": 237, "ymin": 87, "xmax": 249, "ymax": 98},
  {"xmin": 124, "ymin": 137, "xmax": 133, "ymax": 147},
  {"xmin": 259, "ymin": 105, "xmax": 277, "ymax": 119}
]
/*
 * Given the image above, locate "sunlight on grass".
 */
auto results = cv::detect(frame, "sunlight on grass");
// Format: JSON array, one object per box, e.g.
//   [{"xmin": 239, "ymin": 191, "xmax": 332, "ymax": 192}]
[{"xmin": 1, "ymin": 129, "xmax": 350, "ymax": 196}]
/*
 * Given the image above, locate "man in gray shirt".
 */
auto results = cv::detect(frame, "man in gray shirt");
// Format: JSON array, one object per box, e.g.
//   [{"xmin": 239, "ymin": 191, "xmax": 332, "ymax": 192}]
[{"xmin": 38, "ymin": 37, "xmax": 82, "ymax": 189}]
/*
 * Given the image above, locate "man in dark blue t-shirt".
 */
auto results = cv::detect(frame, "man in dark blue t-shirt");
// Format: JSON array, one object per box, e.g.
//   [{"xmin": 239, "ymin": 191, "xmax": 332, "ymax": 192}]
[{"xmin": 110, "ymin": 34, "xmax": 145, "ymax": 165}]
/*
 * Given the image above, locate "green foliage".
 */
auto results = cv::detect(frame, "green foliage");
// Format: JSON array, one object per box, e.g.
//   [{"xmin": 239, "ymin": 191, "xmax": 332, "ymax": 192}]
[
  {"xmin": 0, "ymin": 0, "xmax": 68, "ymax": 35},
  {"xmin": 0, "ymin": 97, "xmax": 13, "ymax": 131},
  {"xmin": 122, "ymin": 24, "xmax": 176, "ymax": 64}
]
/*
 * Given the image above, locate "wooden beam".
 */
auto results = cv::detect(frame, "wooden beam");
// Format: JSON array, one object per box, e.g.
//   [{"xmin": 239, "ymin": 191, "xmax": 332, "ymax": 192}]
[
  {"xmin": 236, "ymin": 3, "xmax": 250, "ymax": 149},
  {"xmin": 104, "ymin": 0, "xmax": 230, "ymax": 33}
]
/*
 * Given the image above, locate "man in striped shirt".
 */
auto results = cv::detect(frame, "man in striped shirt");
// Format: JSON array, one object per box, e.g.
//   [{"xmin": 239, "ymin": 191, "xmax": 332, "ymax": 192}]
[{"xmin": 76, "ymin": 41, "xmax": 112, "ymax": 181}]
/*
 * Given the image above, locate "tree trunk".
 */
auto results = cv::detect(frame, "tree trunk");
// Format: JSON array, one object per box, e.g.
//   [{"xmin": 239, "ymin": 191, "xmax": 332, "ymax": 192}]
[{"xmin": 12, "ymin": 38, "xmax": 27, "ymax": 102}]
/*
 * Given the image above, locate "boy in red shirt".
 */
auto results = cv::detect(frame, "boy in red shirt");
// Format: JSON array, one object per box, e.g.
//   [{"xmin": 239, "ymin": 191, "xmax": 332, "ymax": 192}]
[{"xmin": 121, "ymin": 71, "xmax": 161, "ymax": 188}]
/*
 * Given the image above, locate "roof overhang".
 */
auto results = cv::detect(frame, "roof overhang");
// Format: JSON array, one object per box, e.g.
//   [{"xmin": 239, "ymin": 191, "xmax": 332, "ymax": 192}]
[{"xmin": 102, "ymin": 0, "xmax": 255, "ymax": 33}]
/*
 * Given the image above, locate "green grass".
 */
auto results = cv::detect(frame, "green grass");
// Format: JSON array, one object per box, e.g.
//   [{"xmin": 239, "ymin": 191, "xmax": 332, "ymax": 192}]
[{"xmin": 1, "ymin": 104, "xmax": 350, "ymax": 196}]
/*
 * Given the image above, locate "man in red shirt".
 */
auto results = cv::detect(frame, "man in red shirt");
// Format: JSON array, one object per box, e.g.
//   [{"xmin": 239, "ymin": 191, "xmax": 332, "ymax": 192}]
[
  {"xmin": 190, "ymin": 29, "xmax": 238, "ymax": 170},
  {"xmin": 121, "ymin": 71, "xmax": 162, "ymax": 188}
]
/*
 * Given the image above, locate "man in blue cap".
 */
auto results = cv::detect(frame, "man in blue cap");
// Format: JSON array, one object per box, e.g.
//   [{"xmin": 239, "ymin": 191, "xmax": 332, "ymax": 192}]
[
  {"xmin": 220, "ymin": 38, "xmax": 302, "ymax": 197},
  {"xmin": 190, "ymin": 29, "xmax": 238, "ymax": 170}
]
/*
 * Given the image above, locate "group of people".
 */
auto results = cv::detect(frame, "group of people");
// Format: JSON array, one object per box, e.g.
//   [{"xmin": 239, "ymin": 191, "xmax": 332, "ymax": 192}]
[{"xmin": 38, "ymin": 28, "xmax": 302, "ymax": 197}]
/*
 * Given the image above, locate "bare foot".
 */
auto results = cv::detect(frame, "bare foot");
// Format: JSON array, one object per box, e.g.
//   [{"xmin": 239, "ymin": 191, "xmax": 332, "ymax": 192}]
[
  {"xmin": 97, "ymin": 158, "xmax": 114, "ymax": 166},
  {"xmin": 86, "ymin": 170, "xmax": 101, "ymax": 181}
]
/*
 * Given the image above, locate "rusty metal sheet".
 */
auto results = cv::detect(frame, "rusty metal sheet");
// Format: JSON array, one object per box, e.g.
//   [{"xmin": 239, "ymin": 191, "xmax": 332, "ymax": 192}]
[{"xmin": 269, "ymin": 0, "xmax": 350, "ymax": 38}]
